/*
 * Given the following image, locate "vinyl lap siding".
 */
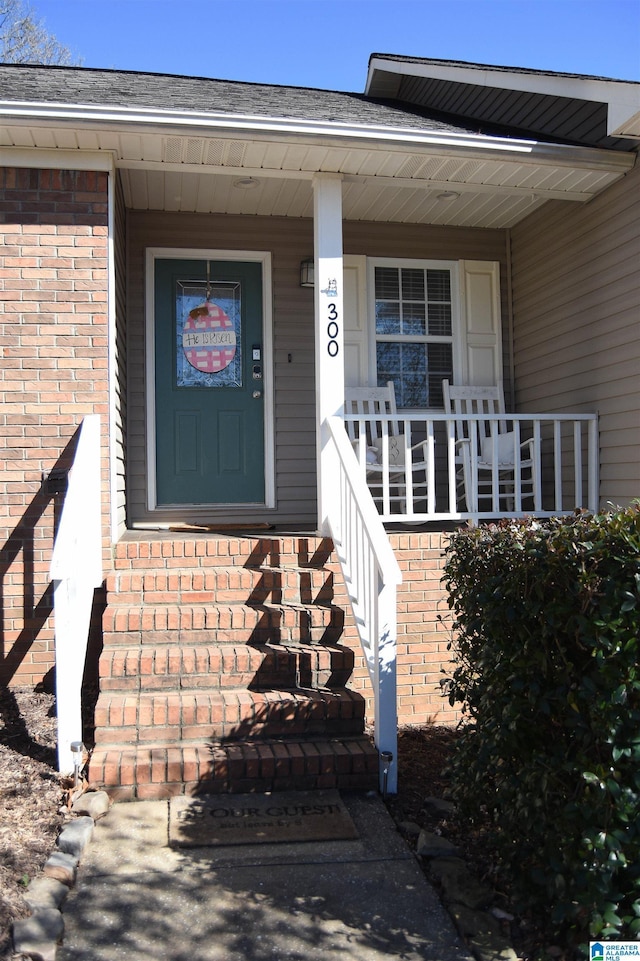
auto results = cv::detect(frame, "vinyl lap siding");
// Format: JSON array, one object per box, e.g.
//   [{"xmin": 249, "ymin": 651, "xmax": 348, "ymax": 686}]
[{"xmin": 510, "ymin": 161, "xmax": 640, "ymax": 507}]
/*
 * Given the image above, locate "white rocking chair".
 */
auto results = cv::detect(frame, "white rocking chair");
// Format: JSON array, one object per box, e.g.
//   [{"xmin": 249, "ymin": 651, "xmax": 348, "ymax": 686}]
[
  {"xmin": 345, "ymin": 381, "xmax": 429, "ymax": 515},
  {"xmin": 442, "ymin": 380, "xmax": 537, "ymax": 515}
]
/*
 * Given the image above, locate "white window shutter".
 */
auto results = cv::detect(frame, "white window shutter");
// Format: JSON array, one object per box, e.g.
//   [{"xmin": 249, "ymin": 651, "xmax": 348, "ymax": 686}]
[
  {"xmin": 343, "ymin": 255, "xmax": 368, "ymax": 387},
  {"xmin": 457, "ymin": 260, "xmax": 502, "ymax": 387}
]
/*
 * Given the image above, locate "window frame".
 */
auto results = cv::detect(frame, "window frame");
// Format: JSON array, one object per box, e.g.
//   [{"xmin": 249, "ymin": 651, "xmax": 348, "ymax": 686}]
[{"xmin": 367, "ymin": 257, "xmax": 463, "ymax": 412}]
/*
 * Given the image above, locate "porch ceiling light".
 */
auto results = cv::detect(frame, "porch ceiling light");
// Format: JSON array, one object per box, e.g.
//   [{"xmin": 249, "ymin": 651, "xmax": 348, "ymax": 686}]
[
  {"xmin": 300, "ymin": 258, "xmax": 315, "ymax": 288},
  {"xmin": 233, "ymin": 177, "xmax": 259, "ymax": 189},
  {"xmin": 436, "ymin": 190, "xmax": 461, "ymax": 201}
]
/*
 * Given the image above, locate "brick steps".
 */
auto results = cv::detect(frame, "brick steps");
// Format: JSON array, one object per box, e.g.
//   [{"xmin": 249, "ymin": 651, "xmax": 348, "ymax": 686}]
[
  {"xmin": 90, "ymin": 533, "xmax": 378, "ymax": 799},
  {"xmin": 99, "ymin": 641, "xmax": 354, "ymax": 692},
  {"xmin": 112, "ymin": 534, "xmax": 335, "ymax": 571},
  {"xmin": 106, "ymin": 566, "xmax": 333, "ymax": 606},
  {"xmin": 88, "ymin": 735, "xmax": 379, "ymax": 802},
  {"xmin": 102, "ymin": 601, "xmax": 344, "ymax": 645},
  {"xmin": 93, "ymin": 688, "xmax": 366, "ymax": 745}
]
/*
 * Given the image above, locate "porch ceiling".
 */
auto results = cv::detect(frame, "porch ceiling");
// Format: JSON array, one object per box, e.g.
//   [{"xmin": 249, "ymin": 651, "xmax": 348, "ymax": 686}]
[{"xmin": 1, "ymin": 119, "xmax": 634, "ymax": 229}]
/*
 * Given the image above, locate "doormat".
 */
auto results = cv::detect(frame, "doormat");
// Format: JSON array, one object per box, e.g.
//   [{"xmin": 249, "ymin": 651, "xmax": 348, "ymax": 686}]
[{"xmin": 169, "ymin": 790, "xmax": 359, "ymax": 847}]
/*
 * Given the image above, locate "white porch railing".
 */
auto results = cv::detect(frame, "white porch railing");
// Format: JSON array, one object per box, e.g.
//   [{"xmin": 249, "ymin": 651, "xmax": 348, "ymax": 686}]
[
  {"xmin": 50, "ymin": 415, "xmax": 102, "ymax": 774},
  {"xmin": 325, "ymin": 415, "xmax": 402, "ymax": 794},
  {"xmin": 345, "ymin": 411, "xmax": 599, "ymax": 524}
]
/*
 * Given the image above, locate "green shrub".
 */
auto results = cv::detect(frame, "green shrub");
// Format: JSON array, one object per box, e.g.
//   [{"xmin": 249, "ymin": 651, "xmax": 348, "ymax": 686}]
[{"xmin": 443, "ymin": 506, "xmax": 640, "ymax": 948}]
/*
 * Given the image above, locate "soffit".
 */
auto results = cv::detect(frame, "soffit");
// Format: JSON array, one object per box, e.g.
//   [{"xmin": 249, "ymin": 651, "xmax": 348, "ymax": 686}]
[
  {"xmin": 0, "ymin": 118, "xmax": 633, "ymax": 229},
  {"xmin": 366, "ymin": 57, "xmax": 640, "ymax": 149}
]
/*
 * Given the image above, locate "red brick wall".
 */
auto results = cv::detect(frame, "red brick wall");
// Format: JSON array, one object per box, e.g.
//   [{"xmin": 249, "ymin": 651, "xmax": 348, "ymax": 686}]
[
  {"xmin": 0, "ymin": 167, "xmax": 110, "ymax": 687},
  {"xmin": 330, "ymin": 531, "xmax": 460, "ymax": 728}
]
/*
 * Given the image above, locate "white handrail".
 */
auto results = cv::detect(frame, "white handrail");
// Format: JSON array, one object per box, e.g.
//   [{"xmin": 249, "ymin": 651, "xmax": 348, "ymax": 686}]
[
  {"xmin": 325, "ymin": 415, "xmax": 402, "ymax": 794},
  {"xmin": 345, "ymin": 410, "xmax": 598, "ymax": 523},
  {"xmin": 50, "ymin": 415, "xmax": 102, "ymax": 774}
]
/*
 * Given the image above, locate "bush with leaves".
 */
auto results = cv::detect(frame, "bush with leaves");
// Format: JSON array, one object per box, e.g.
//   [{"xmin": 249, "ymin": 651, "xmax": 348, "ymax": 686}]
[{"xmin": 443, "ymin": 506, "xmax": 640, "ymax": 949}]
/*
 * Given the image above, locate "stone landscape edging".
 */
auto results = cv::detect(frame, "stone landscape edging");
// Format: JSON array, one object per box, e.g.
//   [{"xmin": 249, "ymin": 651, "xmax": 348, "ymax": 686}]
[{"xmin": 12, "ymin": 791, "xmax": 110, "ymax": 961}]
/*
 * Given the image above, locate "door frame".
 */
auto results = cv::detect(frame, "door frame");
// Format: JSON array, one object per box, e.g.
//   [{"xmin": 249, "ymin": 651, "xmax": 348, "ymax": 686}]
[{"xmin": 144, "ymin": 247, "xmax": 275, "ymax": 514}]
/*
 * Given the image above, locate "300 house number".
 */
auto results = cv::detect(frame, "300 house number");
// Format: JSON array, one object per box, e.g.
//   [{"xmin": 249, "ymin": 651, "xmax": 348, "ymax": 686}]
[{"xmin": 327, "ymin": 303, "xmax": 339, "ymax": 357}]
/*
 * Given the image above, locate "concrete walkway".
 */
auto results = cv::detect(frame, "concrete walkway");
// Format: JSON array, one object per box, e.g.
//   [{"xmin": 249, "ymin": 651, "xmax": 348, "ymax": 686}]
[{"xmin": 58, "ymin": 792, "xmax": 473, "ymax": 961}]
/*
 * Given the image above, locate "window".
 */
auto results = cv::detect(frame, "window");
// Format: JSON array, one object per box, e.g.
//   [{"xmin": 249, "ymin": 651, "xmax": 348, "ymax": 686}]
[{"xmin": 373, "ymin": 262, "xmax": 454, "ymax": 409}]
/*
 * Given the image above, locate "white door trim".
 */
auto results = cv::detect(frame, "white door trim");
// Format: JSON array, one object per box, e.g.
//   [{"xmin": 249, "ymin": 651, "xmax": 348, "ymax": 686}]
[{"xmin": 144, "ymin": 247, "xmax": 275, "ymax": 513}]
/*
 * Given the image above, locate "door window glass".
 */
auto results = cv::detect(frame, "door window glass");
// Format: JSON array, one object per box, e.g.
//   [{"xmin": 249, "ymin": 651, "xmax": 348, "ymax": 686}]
[{"xmin": 176, "ymin": 280, "xmax": 242, "ymax": 387}]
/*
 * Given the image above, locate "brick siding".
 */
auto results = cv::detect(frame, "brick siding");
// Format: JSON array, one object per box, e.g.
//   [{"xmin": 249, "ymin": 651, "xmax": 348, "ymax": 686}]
[
  {"xmin": 0, "ymin": 167, "xmax": 110, "ymax": 686},
  {"xmin": 330, "ymin": 531, "xmax": 459, "ymax": 728}
]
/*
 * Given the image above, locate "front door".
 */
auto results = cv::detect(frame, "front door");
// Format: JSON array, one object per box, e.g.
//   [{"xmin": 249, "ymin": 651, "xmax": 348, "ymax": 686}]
[{"xmin": 154, "ymin": 258, "xmax": 265, "ymax": 507}]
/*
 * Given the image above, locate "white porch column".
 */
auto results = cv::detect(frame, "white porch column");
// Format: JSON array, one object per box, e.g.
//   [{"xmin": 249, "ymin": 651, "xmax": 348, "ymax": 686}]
[{"xmin": 313, "ymin": 173, "xmax": 344, "ymax": 533}]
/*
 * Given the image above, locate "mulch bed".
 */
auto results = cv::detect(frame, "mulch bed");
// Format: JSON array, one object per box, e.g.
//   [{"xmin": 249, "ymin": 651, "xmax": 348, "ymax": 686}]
[{"xmin": 0, "ymin": 686, "xmax": 64, "ymax": 961}]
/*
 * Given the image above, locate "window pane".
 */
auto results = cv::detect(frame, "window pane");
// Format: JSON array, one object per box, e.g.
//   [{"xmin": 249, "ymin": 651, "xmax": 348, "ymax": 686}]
[
  {"xmin": 401, "ymin": 268, "xmax": 425, "ymax": 301},
  {"xmin": 402, "ymin": 303, "xmax": 426, "ymax": 336},
  {"xmin": 375, "ymin": 267, "xmax": 399, "ymax": 300},
  {"xmin": 376, "ymin": 341, "xmax": 453, "ymax": 408},
  {"xmin": 426, "ymin": 343, "xmax": 453, "ymax": 407},
  {"xmin": 376, "ymin": 342, "xmax": 401, "ymax": 379},
  {"xmin": 376, "ymin": 302, "xmax": 401, "ymax": 335},
  {"xmin": 403, "ymin": 375, "xmax": 428, "ymax": 408},
  {"xmin": 427, "ymin": 303, "xmax": 452, "ymax": 336},
  {"xmin": 426, "ymin": 269, "xmax": 451, "ymax": 303}
]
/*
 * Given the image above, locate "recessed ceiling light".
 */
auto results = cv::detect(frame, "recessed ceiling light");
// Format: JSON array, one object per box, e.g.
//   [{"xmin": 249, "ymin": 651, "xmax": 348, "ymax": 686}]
[{"xmin": 233, "ymin": 177, "xmax": 260, "ymax": 189}]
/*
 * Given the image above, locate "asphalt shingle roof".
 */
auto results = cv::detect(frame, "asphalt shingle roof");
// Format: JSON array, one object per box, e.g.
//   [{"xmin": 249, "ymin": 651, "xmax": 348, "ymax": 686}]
[{"xmin": 0, "ymin": 63, "xmax": 509, "ymax": 139}]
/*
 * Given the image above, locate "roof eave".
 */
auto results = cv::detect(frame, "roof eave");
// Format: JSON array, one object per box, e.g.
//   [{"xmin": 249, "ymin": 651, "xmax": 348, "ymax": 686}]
[
  {"xmin": 1, "ymin": 99, "xmax": 635, "ymax": 172},
  {"xmin": 366, "ymin": 56, "xmax": 640, "ymax": 142}
]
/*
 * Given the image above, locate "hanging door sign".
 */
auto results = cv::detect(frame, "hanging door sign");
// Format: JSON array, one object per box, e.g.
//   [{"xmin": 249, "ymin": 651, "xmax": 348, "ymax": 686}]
[{"xmin": 183, "ymin": 300, "xmax": 237, "ymax": 374}]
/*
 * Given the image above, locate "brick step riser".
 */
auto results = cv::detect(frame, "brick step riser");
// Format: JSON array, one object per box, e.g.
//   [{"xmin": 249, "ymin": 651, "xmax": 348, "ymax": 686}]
[
  {"xmin": 94, "ymin": 716, "xmax": 365, "ymax": 746},
  {"xmin": 98, "ymin": 644, "xmax": 354, "ymax": 693},
  {"xmin": 113, "ymin": 537, "xmax": 335, "ymax": 573},
  {"xmin": 105, "ymin": 569, "xmax": 334, "ymax": 607},
  {"xmin": 93, "ymin": 690, "xmax": 365, "ymax": 745},
  {"xmin": 103, "ymin": 604, "xmax": 344, "ymax": 638},
  {"xmin": 102, "ymin": 623, "xmax": 344, "ymax": 647},
  {"xmin": 88, "ymin": 737, "xmax": 378, "ymax": 800}
]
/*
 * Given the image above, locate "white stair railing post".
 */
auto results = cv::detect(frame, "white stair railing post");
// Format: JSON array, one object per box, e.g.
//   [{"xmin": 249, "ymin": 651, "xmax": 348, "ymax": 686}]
[
  {"xmin": 375, "ymin": 576, "xmax": 398, "ymax": 794},
  {"xmin": 326, "ymin": 416, "xmax": 401, "ymax": 794},
  {"xmin": 50, "ymin": 415, "xmax": 102, "ymax": 774}
]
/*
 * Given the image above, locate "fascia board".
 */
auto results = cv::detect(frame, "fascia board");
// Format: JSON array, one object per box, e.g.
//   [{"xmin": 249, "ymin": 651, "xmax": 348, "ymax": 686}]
[{"xmin": 0, "ymin": 146, "xmax": 115, "ymax": 170}]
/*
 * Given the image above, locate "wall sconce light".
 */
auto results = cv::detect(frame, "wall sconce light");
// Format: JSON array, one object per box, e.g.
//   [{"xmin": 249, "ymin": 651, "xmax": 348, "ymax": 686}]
[{"xmin": 300, "ymin": 258, "xmax": 314, "ymax": 288}]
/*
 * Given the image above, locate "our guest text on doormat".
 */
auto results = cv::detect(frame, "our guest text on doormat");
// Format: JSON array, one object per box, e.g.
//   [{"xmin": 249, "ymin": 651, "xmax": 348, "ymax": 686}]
[{"xmin": 169, "ymin": 790, "xmax": 359, "ymax": 846}]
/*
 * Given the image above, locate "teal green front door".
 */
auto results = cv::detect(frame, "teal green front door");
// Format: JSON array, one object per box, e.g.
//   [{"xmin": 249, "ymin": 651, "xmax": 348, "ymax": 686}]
[{"xmin": 154, "ymin": 258, "xmax": 265, "ymax": 507}]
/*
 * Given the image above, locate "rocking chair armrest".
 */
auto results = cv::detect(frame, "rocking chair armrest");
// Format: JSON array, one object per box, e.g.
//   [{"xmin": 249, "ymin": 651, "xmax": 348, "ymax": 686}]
[
  {"xmin": 407, "ymin": 438, "xmax": 431, "ymax": 468},
  {"xmin": 521, "ymin": 436, "xmax": 535, "ymax": 458}
]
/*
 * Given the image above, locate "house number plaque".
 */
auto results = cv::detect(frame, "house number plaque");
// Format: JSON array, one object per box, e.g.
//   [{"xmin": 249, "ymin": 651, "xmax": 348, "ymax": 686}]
[{"xmin": 322, "ymin": 278, "xmax": 340, "ymax": 357}]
